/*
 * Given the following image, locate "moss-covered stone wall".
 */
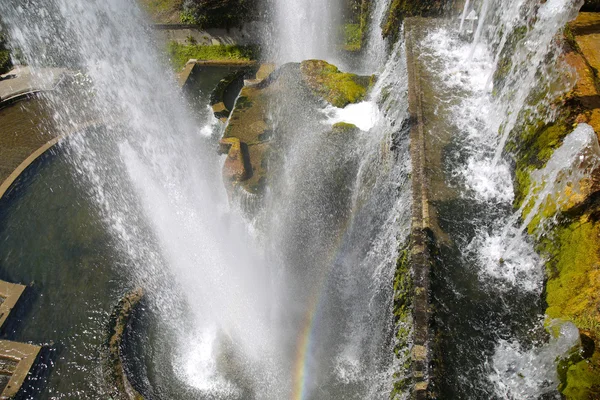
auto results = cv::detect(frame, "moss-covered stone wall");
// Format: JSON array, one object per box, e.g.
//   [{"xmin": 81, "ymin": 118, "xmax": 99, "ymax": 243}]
[{"xmin": 505, "ymin": 12, "xmax": 600, "ymax": 399}]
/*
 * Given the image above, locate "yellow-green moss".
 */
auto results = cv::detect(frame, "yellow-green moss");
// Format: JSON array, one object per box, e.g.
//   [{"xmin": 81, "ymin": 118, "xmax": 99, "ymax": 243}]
[
  {"xmin": 536, "ymin": 217, "xmax": 600, "ymax": 399},
  {"xmin": 561, "ymin": 352, "xmax": 600, "ymax": 399},
  {"xmin": 300, "ymin": 60, "xmax": 374, "ymax": 108},
  {"xmin": 541, "ymin": 218, "xmax": 600, "ymax": 327},
  {"xmin": 332, "ymin": 122, "xmax": 359, "ymax": 133}
]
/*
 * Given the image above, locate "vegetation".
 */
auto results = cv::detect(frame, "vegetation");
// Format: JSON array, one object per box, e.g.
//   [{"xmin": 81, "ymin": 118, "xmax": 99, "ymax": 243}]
[
  {"xmin": 138, "ymin": 0, "xmax": 184, "ymax": 23},
  {"xmin": 181, "ymin": 0, "xmax": 259, "ymax": 28},
  {"xmin": 300, "ymin": 60, "xmax": 374, "ymax": 108},
  {"xmin": 167, "ymin": 41, "xmax": 257, "ymax": 69},
  {"xmin": 342, "ymin": 23, "xmax": 363, "ymax": 52},
  {"xmin": 0, "ymin": 32, "xmax": 12, "ymax": 75}
]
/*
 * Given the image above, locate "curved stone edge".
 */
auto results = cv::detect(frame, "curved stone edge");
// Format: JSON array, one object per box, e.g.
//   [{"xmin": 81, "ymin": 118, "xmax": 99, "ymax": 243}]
[
  {"xmin": 405, "ymin": 18, "xmax": 433, "ymax": 400},
  {"xmin": 0, "ymin": 113, "xmax": 104, "ymax": 203},
  {"xmin": 103, "ymin": 288, "xmax": 145, "ymax": 400},
  {"xmin": 0, "ymin": 136, "xmax": 61, "ymax": 203}
]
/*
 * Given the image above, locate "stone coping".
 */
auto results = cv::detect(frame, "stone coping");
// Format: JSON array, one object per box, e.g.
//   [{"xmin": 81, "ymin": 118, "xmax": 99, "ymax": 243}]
[
  {"xmin": 0, "ymin": 67, "xmax": 68, "ymax": 103},
  {"xmin": 0, "ymin": 119, "xmax": 104, "ymax": 203},
  {"xmin": 104, "ymin": 288, "xmax": 144, "ymax": 400},
  {"xmin": 0, "ymin": 281, "xmax": 26, "ymax": 331},
  {"xmin": 0, "ymin": 340, "xmax": 41, "ymax": 399},
  {"xmin": 405, "ymin": 17, "xmax": 433, "ymax": 400}
]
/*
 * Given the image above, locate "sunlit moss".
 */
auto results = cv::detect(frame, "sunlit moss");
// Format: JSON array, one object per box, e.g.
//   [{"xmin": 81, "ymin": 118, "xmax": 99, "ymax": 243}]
[{"xmin": 300, "ymin": 60, "xmax": 374, "ymax": 107}]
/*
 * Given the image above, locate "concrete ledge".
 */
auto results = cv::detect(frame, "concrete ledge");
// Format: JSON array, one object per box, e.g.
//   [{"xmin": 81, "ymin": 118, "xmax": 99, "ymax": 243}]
[
  {"xmin": 405, "ymin": 18, "xmax": 433, "ymax": 400},
  {"xmin": 177, "ymin": 59, "xmax": 258, "ymax": 90},
  {"xmin": 0, "ymin": 281, "xmax": 26, "ymax": 331},
  {"xmin": 0, "ymin": 340, "xmax": 41, "ymax": 399},
  {"xmin": 0, "ymin": 67, "xmax": 68, "ymax": 103}
]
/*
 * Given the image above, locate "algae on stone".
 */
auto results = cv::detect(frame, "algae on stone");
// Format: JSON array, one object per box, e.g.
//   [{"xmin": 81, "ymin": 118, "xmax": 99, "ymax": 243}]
[{"xmin": 507, "ymin": 20, "xmax": 600, "ymax": 399}]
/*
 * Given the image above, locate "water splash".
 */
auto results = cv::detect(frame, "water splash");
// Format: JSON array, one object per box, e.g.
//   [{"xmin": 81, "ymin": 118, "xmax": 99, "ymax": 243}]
[
  {"xmin": 489, "ymin": 321, "xmax": 580, "ymax": 399},
  {"xmin": 517, "ymin": 123, "xmax": 600, "ymax": 234}
]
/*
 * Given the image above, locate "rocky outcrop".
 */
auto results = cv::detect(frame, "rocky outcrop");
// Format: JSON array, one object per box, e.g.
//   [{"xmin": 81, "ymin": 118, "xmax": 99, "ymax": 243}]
[
  {"xmin": 103, "ymin": 288, "xmax": 145, "ymax": 400},
  {"xmin": 300, "ymin": 60, "xmax": 374, "ymax": 107},
  {"xmin": 220, "ymin": 62, "xmax": 372, "ymax": 198}
]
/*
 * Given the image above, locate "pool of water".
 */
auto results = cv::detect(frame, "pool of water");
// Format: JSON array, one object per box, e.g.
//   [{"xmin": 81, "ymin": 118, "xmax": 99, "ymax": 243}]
[{"xmin": 0, "ymin": 65, "xmax": 243, "ymax": 398}]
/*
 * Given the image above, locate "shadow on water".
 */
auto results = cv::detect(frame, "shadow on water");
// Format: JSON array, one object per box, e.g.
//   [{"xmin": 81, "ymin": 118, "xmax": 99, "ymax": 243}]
[{"xmin": 431, "ymin": 195, "xmax": 547, "ymax": 399}]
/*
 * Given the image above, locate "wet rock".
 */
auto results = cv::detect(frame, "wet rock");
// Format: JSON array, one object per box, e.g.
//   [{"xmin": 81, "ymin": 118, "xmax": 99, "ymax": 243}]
[
  {"xmin": 103, "ymin": 288, "xmax": 144, "ymax": 400},
  {"xmin": 220, "ymin": 137, "xmax": 248, "ymax": 182}
]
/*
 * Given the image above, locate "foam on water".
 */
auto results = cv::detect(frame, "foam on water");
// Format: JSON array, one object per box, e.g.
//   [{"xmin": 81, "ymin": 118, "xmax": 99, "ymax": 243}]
[
  {"xmin": 489, "ymin": 321, "xmax": 580, "ymax": 399},
  {"xmin": 174, "ymin": 326, "xmax": 241, "ymax": 396},
  {"xmin": 323, "ymin": 101, "xmax": 381, "ymax": 131}
]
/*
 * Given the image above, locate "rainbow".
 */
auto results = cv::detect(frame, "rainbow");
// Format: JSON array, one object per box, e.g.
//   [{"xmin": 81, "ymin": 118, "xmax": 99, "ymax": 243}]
[
  {"xmin": 291, "ymin": 292, "xmax": 321, "ymax": 400},
  {"xmin": 290, "ymin": 239, "xmax": 347, "ymax": 400}
]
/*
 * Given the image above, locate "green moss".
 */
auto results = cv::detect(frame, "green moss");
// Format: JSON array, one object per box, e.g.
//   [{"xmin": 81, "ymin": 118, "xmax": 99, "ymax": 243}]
[
  {"xmin": 540, "ymin": 219, "xmax": 600, "ymax": 326},
  {"xmin": 167, "ymin": 42, "xmax": 257, "ymax": 70},
  {"xmin": 300, "ymin": 60, "xmax": 373, "ymax": 108},
  {"xmin": 561, "ymin": 354, "xmax": 600, "ymax": 399},
  {"xmin": 343, "ymin": 23, "xmax": 363, "ymax": 52},
  {"xmin": 332, "ymin": 122, "xmax": 359, "ymax": 133},
  {"xmin": 513, "ymin": 113, "xmax": 573, "ymax": 211}
]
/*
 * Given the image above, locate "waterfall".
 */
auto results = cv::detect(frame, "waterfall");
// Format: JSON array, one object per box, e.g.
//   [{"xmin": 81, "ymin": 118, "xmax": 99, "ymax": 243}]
[
  {"xmin": 362, "ymin": 0, "xmax": 394, "ymax": 73},
  {"xmin": 272, "ymin": 0, "xmax": 342, "ymax": 63},
  {"xmin": 413, "ymin": 0, "xmax": 588, "ymax": 397}
]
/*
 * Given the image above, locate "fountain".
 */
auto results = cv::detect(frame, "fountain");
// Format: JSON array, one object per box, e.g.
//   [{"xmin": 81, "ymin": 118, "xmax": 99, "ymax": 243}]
[{"xmin": 0, "ymin": 0, "xmax": 598, "ymax": 398}]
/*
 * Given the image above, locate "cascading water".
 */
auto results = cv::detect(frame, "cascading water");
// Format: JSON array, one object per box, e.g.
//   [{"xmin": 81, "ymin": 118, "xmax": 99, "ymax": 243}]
[
  {"xmin": 272, "ymin": 0, "xmax": 342, "ymax": 63},
  {"xmin": 1, "ymin": 0, "xmax": 414, "ymax": 398}
]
